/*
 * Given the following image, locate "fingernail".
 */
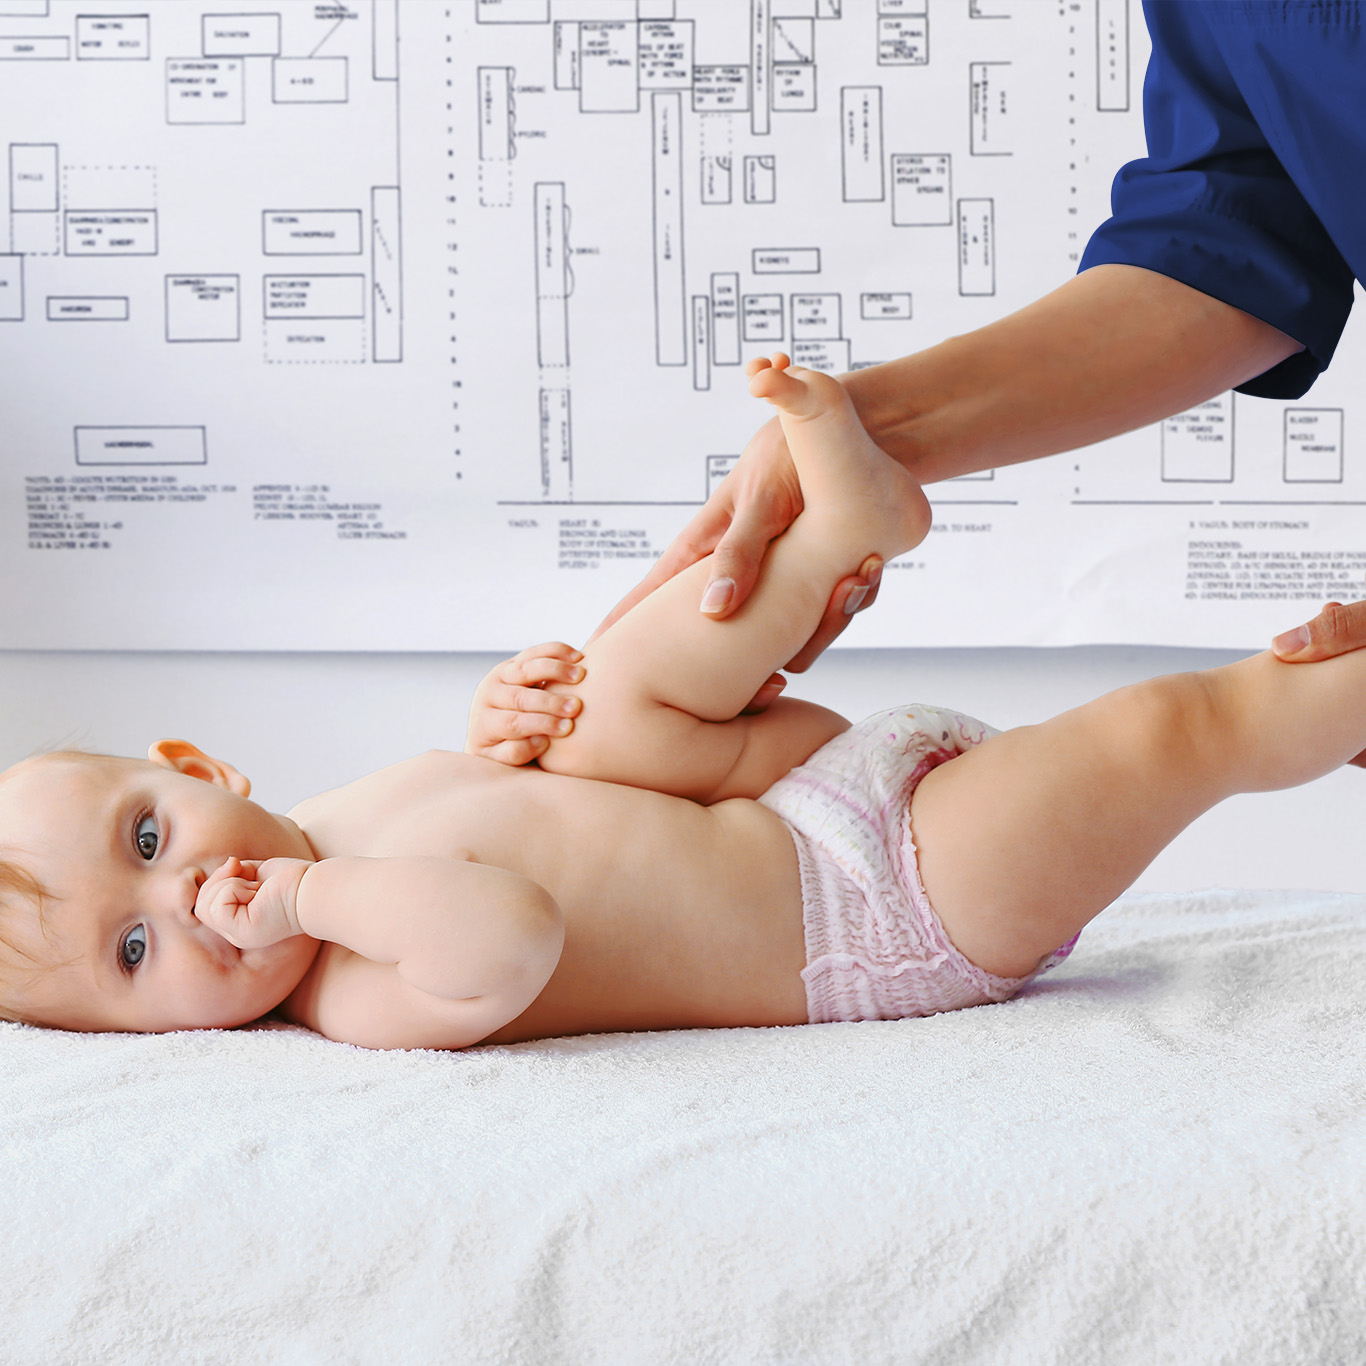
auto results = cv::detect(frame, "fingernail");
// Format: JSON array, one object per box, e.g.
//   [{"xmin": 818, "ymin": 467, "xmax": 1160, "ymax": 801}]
[
  {"xmin": 1272, "ymin": 624, "xmax": 1311, "ymax": 655},
  {"xmin": 844, "ymin": 584, "xmax": 869, "ymax": 615},
  {"xmin": 701, "ymin": 578, "xmax": 735, "ymax": 614},
  {"xmin": 555, "ymin": 719, "xmax": 571, "ymax": 733},
  {"xmin": 569, "ymin": 650, "xmax": 583, "ymax": 661},
  {"xmin": 570, "ymin": 666, "xmax": 585, "ymax": 682},
  {"xmin": 868, "ymin": 559, "xmax": 883, "ymax": 588}
]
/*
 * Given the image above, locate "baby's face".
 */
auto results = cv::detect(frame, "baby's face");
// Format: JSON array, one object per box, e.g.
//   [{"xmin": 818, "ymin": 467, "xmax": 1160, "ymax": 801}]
[{"xmin": 0, "ymin": 749, "xmax": 320, "ymax": 1034}]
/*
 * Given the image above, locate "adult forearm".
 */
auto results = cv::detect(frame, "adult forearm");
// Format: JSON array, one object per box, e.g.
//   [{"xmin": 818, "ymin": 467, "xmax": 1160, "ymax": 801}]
[
  {"xmin": 295, "ymin": 856, "xmax": 563, "ymax": 1002},
  {"xmin": 843, "ymin": 264, "xmax": 1302, "ymax": 485}
]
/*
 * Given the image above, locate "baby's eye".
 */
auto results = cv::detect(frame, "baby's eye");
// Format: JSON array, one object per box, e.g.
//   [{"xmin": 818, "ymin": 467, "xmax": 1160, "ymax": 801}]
[
  {"xmin": 134, "ymin": 813, "xmax": 158, "ymax": 860},
  {"xmin": 120, "ymin": 924, "xmax": 147, "ymax": 971}
]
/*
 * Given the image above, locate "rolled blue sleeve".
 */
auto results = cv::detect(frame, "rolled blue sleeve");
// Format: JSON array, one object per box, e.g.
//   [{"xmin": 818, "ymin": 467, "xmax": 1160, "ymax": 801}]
[{"xmin": 1080, "ymin": 0, "xmax": 1359, "ymax": 399}]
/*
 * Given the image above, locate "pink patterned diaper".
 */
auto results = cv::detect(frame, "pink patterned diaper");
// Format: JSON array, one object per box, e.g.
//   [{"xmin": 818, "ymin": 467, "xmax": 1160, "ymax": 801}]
[{"xmin": 758, "ymin": 704, "xmax": 1077, "ymax": 1024}]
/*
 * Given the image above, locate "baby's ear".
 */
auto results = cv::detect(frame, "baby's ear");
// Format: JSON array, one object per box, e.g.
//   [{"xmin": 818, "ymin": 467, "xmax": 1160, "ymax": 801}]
[{"xmin": 147, "ymin": 739, "xmax": 252, "ymax": 797}]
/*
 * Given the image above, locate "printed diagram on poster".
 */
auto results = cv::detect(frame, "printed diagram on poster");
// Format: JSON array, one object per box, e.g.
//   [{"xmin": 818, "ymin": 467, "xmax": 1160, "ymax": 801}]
[{"xmin": 1, "ymin": 0, "xmax": 1362, "ymax": 651}]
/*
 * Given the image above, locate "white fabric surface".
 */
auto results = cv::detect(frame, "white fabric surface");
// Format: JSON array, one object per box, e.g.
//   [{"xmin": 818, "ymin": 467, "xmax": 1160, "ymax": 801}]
[{"xmin": 2, "ymin": 889, "xmax": 1364, "ymax": 1366}]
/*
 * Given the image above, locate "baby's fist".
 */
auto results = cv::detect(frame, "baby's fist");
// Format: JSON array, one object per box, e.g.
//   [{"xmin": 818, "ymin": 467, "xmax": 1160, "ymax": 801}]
[{"xmin": 195, "ymin": 855, "xmax": 311, "ymax": 948}]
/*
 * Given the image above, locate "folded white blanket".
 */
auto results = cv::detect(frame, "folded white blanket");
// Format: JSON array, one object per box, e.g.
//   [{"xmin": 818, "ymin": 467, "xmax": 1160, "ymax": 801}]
[{"xmin": 2, "ymin": 889, "xmax": 1363, "ymax": 1365}]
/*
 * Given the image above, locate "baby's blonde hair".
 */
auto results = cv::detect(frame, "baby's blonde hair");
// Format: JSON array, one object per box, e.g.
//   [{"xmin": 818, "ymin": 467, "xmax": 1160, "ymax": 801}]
[
  {"xmin": 0, "ymin": 858, "xmax": 58, "ymax": 1024},
  {"xmin": 0, "ymin": 749, "xmax": 110, "ymax": 1025}
]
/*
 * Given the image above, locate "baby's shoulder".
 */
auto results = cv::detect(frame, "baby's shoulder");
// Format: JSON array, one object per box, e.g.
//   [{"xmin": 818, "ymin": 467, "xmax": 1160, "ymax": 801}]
[{"xmin": 288, "ymin": 749, "xmax": 500, "ymax": 855}]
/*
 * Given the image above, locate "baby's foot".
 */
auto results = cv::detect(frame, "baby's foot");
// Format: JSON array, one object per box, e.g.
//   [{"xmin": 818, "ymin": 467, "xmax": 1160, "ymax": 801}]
[{"xmin": 748, "ymin": 352, "xmax": 931, "ymax": 560}]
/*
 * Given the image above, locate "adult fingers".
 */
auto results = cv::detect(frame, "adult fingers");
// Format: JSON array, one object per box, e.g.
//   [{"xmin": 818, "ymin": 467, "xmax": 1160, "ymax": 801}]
[
  {"xmin": 740, "ymin": 673, "xmax": 787, "ymax": 715},
  {"xmin": 588, "ymin": 507, "xmax": 730, "ymax": 642},
  {"xmin": 701, "ymin": 496, "xmax": 790, "ymax": 620},
  {"xmin": 785, "ymin": 557, "xmax": 883, "ymax": 674},
  {"xmin": 1271, "ymin": 599, "xmax": 1366, "ymax": 661}
]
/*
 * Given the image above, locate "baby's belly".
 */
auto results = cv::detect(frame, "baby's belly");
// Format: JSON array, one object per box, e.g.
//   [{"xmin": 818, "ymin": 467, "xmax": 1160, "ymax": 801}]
[{"xmin": 474, "ymin": 781, "xmax": 810, "ymax": 1042}]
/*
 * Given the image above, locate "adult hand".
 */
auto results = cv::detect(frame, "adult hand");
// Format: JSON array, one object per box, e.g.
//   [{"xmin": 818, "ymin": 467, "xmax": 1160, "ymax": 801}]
[
  {"xmin": 591, "ymin": 415, "xmax": 885, "ymax": 702},
  {"xmin": 1272, "ymin": 600, "xmax": 1366, "ymax": 767},
  {"xmin": 1271, "ymin": 600, "xmax": 1366, "ymax": 662}
]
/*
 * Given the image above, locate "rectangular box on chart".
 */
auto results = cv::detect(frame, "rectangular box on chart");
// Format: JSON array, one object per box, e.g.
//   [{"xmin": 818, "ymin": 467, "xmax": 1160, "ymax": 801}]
[
  {"xmin": 166, "ymin": 275, "xmax": 240, "ymax": 340},
  {"xmin": 891, "ymin": 153, "xmax": 951, "ymax": 226},
  {"xmin": 476, "ymin": 0, "xmax": 549, "ymax": 21},
  {"xmin": 970, "ymin": 0, "xmax": 1012, "ymax": 16},
  {"xmin": 202, "ymin": 12, "xmax": 281, "ymax": 57},
  {"xmin": 263, "ymin": 274, "xmax": 363, "ymax": 320},
  {"xmin": 639, "ymin": 21, "xmax": 692, "ymax": 90},
  {"xmin": 0, "ymin": 35, "xmax": 68, "ymax": 59},
  {"xmin": 263, "ymin": 318, "xmax": 364, "ymax": 363},
  {"xmin": 534, "ymin": 181, "xmax": 569, "ymax": 368},
  {"xmin": 273, "ymin": 57, "xmax": 347, "ymax": 104},
  {"xmin": 841, "ymin": 88, "xmax": 884, "ymax": 202},
  {"xmin": 772, "ymin": 63, "xmax": 816, "ymax": 113},
  {"xmin": 877, "ymin": 0, "xmax": 927, "ymax": 11},
  {"xmin": 1096, "ymin": 0, "xmax": 1130, "ymax": 112},
  {"xmin": 742, "ymin": 293, "xmax": 783, "ymax": 343},
  {"xmin": 47, "ymin": 295, "xmax": 129, "ymax": 321},
  {"xmin": 792, "ymin": 338, "xmax": 851, "ymax": 373},
  {"xmin": 878, "ymin": 17, "xmax": 928, "ymax": 65},
  {"xmin": 1283, "ymin": 408, "xmax": 1344, "ymax": 483},
  {"xmin": 744, "ymin": 155, "xmax": 775, "ymax": 204},
  {"xmin": 710, "ymin": 272, "xmax": 740, "ymax": 365},
  {"xmin": 956, "ymin": 199, "xmax": 994, "ymax": 295},
  {"xmin": 10, "ymin": 143, "xmax": 58, "ymax": 212},
  {"xmin": 75, "ymin": 426, "xmax": 208, "ymax": 466},
  {"xmin": 791, "ymin": 293, "xmax": 842, "ymax": 340},
  {"xmin": 692, "ymin": 295, "xmax": 710, "ymax": 391},
  {"xmin": 553, "ymin": 22, "xmax": 578, "ymax": 89},
  {"xmin": 166, "ymin": 58, "xmax": 244, "ymax": 124},
  {"xmin": 262, "ymin": 209, "xmax": 363, "ymax": 255},
  {"xmin": 371, "ymin": 186, "xmax": 402, "ymax": 362},
  {"xmin": 700, "ymin": 155, "xmax": 731, "ymax": 204},
  {"xmin": 579, "ymin": 22, "xmax": 639, "ymax": 113},
  {"xmin": 76, "ymin": 14, "xmax": 149, "ymax": 59},
  {"xmin": 1162, "ymin": 397, "xmax": 1234, "ymax": 482},
  {"xmin": 478, "ymin": 67, "xmax": 514, "ymax": 161},
  {"xmin": 970, "ymin": 62, "xmax": 1014, "ymax": 155},
  {"xmin": 692, "ymin": 65, "xmax": 747, "ymax": 112},
  {"xmin": 706, "ymin": 454, "xmax": 738, "ymax": 498},
  {"xmin": 861, "ymin": 292, "xmax": 912, "ymax": 320},
  {"xmin": 373, "ymin": 0, "xmax": 398, "ymax": 80},
  {"xmin": 0, "ymin": 1, "xmax": 51, "ymax": 14},
  {"xmin": 751, "ymin": 0, "xmax": 771, "ymax": 136},
  {"xmin": 771, "ymin": 17, "xmax": 814, "ymax": 63},
  {"xmin": 65, "ymin": 211, "xmax": 157, "ymax": 255},
  {"xmin": 539, "ymin": 387, "xmax": 572, "ymax": 500},
  {"xmin": 753, "ymin": 247, "xmax": 820, "ymax": 274},
  {"xmin": 0, "ymin": 255, "xmax": 24, "ymax": 320},
  {"xmin": 652, "ymin": 94, "xmax": 686, "ymax": 365}
]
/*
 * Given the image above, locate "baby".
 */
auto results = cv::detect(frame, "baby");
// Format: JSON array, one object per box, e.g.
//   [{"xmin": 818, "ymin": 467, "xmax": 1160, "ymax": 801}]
[{"xmin": 1, "ymin": 355, "xmax": 1362, "ymax": 1049}]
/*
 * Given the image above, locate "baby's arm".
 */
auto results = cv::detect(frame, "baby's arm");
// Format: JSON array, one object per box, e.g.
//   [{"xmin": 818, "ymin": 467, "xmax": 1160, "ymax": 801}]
[
  {"xmin": 196, "ymin": 853, "xmax": 563, "ymax": 1050},
  {"xmin": 537, "ymin": 356, "xmax": 930, "ymax": 802}
]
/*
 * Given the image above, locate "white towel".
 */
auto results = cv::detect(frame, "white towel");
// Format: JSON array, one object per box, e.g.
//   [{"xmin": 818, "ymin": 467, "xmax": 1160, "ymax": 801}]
[{"xmin": 2, "ymin": 889, "xmax": 1364, "ymax": 1365}]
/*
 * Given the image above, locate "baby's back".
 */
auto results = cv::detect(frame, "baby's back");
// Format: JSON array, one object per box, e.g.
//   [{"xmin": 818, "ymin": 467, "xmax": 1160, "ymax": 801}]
[{"xmin": 286, "ymin": 751, "xmax": 808, "ymax": 1041}]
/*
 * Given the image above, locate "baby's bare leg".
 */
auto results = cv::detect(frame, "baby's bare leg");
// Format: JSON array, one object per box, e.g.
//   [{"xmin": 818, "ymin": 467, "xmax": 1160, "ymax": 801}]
[
  {"xmin": 542, "ymin": 356, "xmax": 930, "ymax": 800},
  {"xmin": 911, "ymin": 648, "xmax": 1366, "ymax": 978}
]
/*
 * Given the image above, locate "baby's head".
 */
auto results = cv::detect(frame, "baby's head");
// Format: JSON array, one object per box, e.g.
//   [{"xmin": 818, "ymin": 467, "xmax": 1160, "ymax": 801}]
[{"xmin": 0, "ymin": 743, "xmax": 319, "ymax": 1035}]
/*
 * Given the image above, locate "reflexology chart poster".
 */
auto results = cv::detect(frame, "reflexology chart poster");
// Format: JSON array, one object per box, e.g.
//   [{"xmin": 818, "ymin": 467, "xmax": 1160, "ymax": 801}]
[{"xmin": 2, "ymin": 0, "xmax": 1363, "ymax": 650}]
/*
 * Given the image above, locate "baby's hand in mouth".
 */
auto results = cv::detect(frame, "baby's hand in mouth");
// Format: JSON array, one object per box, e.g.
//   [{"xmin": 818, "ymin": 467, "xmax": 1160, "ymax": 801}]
[{"xmin": 194, "ymin": 855, "xmax": 311, "ymax": 949}]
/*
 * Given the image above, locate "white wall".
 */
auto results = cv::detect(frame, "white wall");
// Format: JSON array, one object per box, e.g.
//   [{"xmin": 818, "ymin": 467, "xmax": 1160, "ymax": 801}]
[{"xmin": 1, "ymin": 644, "xmax": 1358, "ymax": 895}]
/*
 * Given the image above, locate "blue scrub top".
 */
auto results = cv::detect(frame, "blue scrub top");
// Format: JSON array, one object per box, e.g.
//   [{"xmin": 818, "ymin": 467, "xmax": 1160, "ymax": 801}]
[{"xmin": 1079, "ymin": 0, "xmax": 1364, "ymax": 398}]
